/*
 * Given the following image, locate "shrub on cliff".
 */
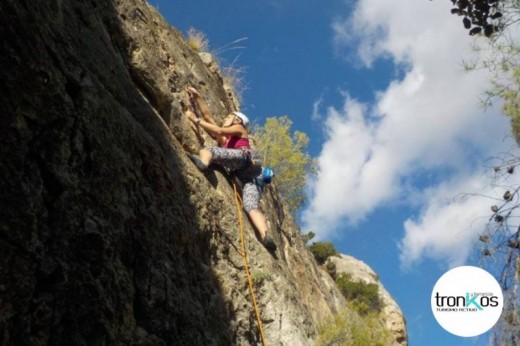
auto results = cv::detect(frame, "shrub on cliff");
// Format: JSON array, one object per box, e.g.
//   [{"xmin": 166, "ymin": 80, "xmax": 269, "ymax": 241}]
[
  {"xmin": 301, "ymin": 231, "xmax": 316, "ymax": 245},
  {"xmin": 307, "ymin": 241, "xmax": 338, "ymax": 265},
  {"xmin": 335, "ymin": 273, "xmax": 381, "ymax": 315},
  {"xmin": 317, "ymin": 307, "xmax": 391, "ymax": 346}
]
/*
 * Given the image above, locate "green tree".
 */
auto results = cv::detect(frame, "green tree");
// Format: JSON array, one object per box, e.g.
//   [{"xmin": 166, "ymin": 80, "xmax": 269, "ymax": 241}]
[
  {"xmin": 451, "ymin": 0, "xmax": 520, "ymax": 144},
  {"xmin": 448, "ymin": 0, "xmax": 504, "ymax": 37},
  {"xmin": 500, "ymin": 68, "xmax": 520, "ymax": 143},
  {"xmin": 471, "ymin": 44, "xmax": 520, "ymax": 145},
  {"xmin": 253, "ymin": 116, "xmax": 317, "ymax": 212},
  {"xmin": 447, "ymin": 2, "xmax": 520, "ymax": 342}
]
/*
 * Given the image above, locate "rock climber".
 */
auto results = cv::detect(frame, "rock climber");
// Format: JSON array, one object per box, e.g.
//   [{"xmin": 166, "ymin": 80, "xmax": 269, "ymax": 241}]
[{"xmin": 185, "ymin": 86, "xmax": 277, "ymax": 252}]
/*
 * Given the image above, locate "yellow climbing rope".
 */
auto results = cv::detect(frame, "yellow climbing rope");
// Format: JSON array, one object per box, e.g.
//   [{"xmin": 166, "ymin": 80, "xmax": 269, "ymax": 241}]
[{"xmin": 232, "ymin": 181, "xmax": 267, "ymax": 346}]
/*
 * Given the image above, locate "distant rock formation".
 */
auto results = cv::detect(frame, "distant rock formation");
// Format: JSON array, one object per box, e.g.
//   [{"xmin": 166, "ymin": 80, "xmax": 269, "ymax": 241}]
[{"xmin": 329, "ymin": 254, "xmax": 408, "ymax": 345}]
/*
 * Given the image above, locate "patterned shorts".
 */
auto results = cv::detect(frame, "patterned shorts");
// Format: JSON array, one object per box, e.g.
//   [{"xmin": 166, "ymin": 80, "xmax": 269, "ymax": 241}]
[
  {"xmin": 207, "ymin": 147, "xmax": 248, "ymax": 171},
  {"xmin": 207, "ymin": 147, "xmax": 263, "ymax": 213},
  {"xmin": 241, "ymin": 180, "xmax": 262, "ymax": 213}
]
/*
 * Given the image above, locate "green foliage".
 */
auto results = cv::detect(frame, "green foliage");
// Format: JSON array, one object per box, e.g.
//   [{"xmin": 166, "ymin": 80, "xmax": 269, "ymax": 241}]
[
  {"xmin": 325, "ymin": 260, "xmax": 337, "ymax": 279},
  {"xmin": 317, "ymin": 308, "xmax": 392, "ymax": 346},
  {"xmin": 253, "ymin": 116, "xmax": 317, "ymax": 212},
  {"xmin": 251, "ymin": 270, "xmax": 273, "ymax": 286},
  {"xmin": 445, "ymin": 3, "xmax": 520, "ymax": 344},
  {"xmin": 448, "ymin": 0, "xmax": 503, "ymax": 37},
  {"xmin": 301, "ymin": 231, "xmax": 316, "ymax": 245},
  {"xmin": 335, "ymin": 273, "xmax": 381, "ymax": 315},
  {"xmin": 502, "ymin": 69, "xmax": 520, "ymax": 144},
  {"xmin": 458, "ymin": 1, "xmax": 520, "ymax": 146},
  {"xmin": 308, "ymin": 241, "xmax": 338, "ymax": 265}
]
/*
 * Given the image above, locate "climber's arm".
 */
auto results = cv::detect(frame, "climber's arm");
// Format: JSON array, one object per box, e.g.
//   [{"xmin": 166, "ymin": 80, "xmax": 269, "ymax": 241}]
[
  {"xmin": 187, "ymin": 87, "xmax": 218, "ymax": 125},
  {"xmin": 199, "ymin": 123, "xmax": 245, "ymax": 137},
  {"xmin": 186, "ymin": 112, "xmax": 244, "ymax": 138},
  {"xmin": 187, "ymin": 87, "xmax": 234, "ymax": 146}
]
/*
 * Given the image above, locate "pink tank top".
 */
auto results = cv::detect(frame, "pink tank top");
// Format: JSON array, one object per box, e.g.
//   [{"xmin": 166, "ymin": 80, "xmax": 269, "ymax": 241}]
[{"xmin": 225, "ymin": 136, "xmax": 250, "ymax": 149}]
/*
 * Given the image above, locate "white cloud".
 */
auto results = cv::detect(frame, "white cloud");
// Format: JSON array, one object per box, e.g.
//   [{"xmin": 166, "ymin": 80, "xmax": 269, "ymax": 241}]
[
  {"xmin": 302, "ymin": 0, "xmax": 514, "ymax": 265},
  {"xmin": 400, "ymin": 166, "xmax": 520, "ymax": 268},
  {"xmin": 305, "ymin": 96, "xmax": 382, "ymax": 226},
  {"xmin": 399, "ymin": 173, "xmax": 492, "ymax": 269},
  {"xmin": 312, "ymin": 95, "xmax": 323, "ymax": 121}
]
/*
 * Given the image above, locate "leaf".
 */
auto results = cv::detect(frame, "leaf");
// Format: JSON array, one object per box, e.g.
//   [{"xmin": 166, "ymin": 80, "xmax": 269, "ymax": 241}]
[
  {"xmin": 469, "ymin": 27, "xmax": 482, "ymax": 35},
  {"xmin": 451, "ymin": 8, "xmax": 461, "ymax": 14},
  {"xmin": 479, "ymin": 234, "xmax": 490, "ymax": 242},
  {"xmin": 484, "ymin": 24, "xmax": 494, "ymax": 37},
  {"xmin": 475, "ymin": 2, "xmax": 490, "ymax": 13},
  {"xmin": 457, "ymin": 0, "xmax": 468, "ymax": 10},
  {"xmin": 491, "ymin": 12, "xmax": 502, "ymax": 19},
  {"xmin": 463, "ymin": 17, "xmax": 471, "ymax": 29}
]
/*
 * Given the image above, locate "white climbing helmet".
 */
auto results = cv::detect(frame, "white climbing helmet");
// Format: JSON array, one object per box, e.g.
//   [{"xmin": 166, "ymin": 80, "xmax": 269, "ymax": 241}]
[{"xmin": 233, "ymin": 111, "xmax": 249, "ymax": 129}]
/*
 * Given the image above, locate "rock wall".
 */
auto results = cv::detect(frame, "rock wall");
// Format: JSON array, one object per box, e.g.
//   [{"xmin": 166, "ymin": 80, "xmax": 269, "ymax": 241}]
[
  {"xmin": 0, "ymin": 0, "xmax": 406, "ymax": 345},
  {"xmin": 329, "ymin": 255, "xmax": 408, "ymax": 345}
]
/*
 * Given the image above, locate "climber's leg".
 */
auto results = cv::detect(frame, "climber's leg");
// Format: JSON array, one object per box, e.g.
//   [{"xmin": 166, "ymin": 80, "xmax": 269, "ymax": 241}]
[
  {"xmin": 188, "ymin": 151, "xmax": 209, "ymax": 171},
  {"xmin": 189, "ymin": 147, "xmax": 246, "ymax": 172},
  {"xmin": 248, "ymin": 209, "xmax": 267, "ymax": 239},
  {"xmin": 243, "ymin": 181, "xmax": 277, "ymax": 252},
  {"xmin": 206, "ymin": 147, "xmax": 247, "ymax": 171},
  {"xmin": 198, "ymin": 148, "xmax": 212, "ymax": 166}
]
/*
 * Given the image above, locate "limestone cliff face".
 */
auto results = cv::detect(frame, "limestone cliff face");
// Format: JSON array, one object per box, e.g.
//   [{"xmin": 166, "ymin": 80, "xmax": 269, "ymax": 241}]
[
  {"xmin": 0, "ymin": 0, "xmax": 405, "ymax": 345},
  {"xmin": 329, "ymin": 255, "xmax": 408, "ymax": 345}
]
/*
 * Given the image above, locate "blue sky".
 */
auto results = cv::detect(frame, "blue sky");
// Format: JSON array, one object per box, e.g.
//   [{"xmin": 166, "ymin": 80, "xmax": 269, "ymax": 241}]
[{"xmin": 153, "ymin": 1, "xmax": 516, "ymax": 345}]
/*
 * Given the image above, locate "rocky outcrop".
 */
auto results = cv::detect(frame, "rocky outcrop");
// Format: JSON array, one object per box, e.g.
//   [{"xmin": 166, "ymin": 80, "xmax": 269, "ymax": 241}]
[
  {"xmin": 0, "ymin": 0, "xmax": 406, "ymax": 345},
  {"xmin": 329, "ymin": 255, "xmax": 408, "ymax": 345}
]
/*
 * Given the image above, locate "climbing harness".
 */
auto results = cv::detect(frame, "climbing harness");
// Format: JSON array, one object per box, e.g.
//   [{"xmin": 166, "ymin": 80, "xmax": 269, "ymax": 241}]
[
  {"xmin": 232, "ymin": 181, "xmax": 267, "ymax": 346},
  {"xmin": 238, "ymin": 148, "xmax": 259, "ymax": 171},
  {"xmin": 234, "ymin": 149, "xmax": 268, "ymax": 178}
]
